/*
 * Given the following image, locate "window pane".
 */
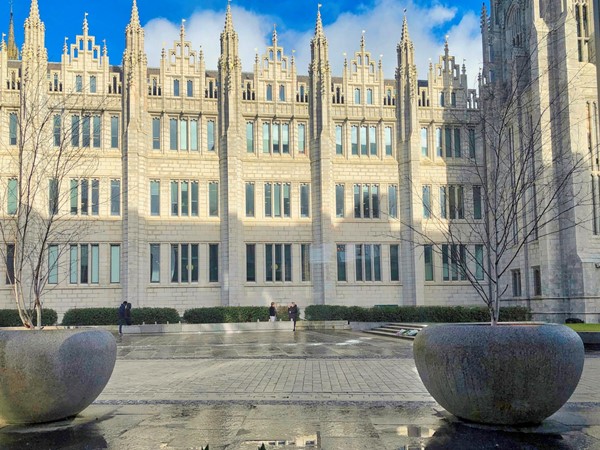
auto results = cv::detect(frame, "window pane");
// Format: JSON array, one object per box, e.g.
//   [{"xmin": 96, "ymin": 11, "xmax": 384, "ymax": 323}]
[
  {"xmin": 81, "ymin": 179, "xmax": 89, "ymax": 215},
  {"xmin": 71, "ymin": 115, "xmax": 80, "ymax": 147},
  {"xmin": 170, "ymin": 119, "xmax": 178, "ymax": 150},
  {"xmin": 442, "ymin": 245, "xmax": 449, "ymax": 281},
  {"xmin": 424, "ymin": 245, "xmax": 433, "ymax": 281},
  {"xmin": 337, "ymin": 244, "xmax": 346, "ymax": 281},
  {"xmin": 209, "ymin": 182, "xmax": 219, "ymax": 217},
  {"xmin": 469, "ymin": 129, "xmax": 476, "ymax": 158},
  {"xmin": 70, "ymin": 245, "xmax": 78, "ymax": 284},
  {"xmin": 9, "ymin": 113, "xmax": 17, "ymax": 146},
  {"xmin": 207, "ymin": 121, "xmax": 215, "ymax": 151},
  {"xmin": 111, "ymin": 116, "xmax": 119, "ymax": 148},
  {"xmin": 171, "ymin": 244, "xmax": 179, "ymax": 283},
  {"xmin": 7, "ymin": 179, "xmax": 17, "ymax": 215},
  {"xmin": 70, "ymin": 179, "xmax": 78, "ymax": 215},
  {"xmin": 209, "ymin": 244, "xmax": 219, "ymax": 282},
  {"xmin": 80, "ymin": 244, "xmax": 89, "ymax": 284},
  {"xmin": 181, "ymin": 181, "xmax": 189, "ymax": 216},
  {"xmin": 354, "ymin": 185, "xmax": 361, "ymax": 218},
  {"xmin": 246, "ymin": 122, "xmax": 254, "ymax": 153},
  {"xmin": 181, "ymin": 244, "xmax": 189, "ymax": 283},
  {"xmin": 385, "ymin": 127, "xmax": 393, "ymax": 156},
  {"xmin": 110, "ymin": 244, "xmax": 121, "ymax": 283},
  {"xmin": 371, "ymin": 185, "xmax": 379, "ymax": 218},
  {"xmin": 389, "ymin": 185, "xmax": 397, "ymax": 219},
  {"xmin": 275, "ymin": 244, "xmax": 283, "ymax": 281},
  {"xmin": 282, "ymin": 123, "xmax": 289, "ymax": 154},
  {"xmin": 445, "ymin": 128, "xmax": 452, "ymax": 157},
  {"xmin": 91, "ymin": 244, "xmax": 99, "ymax": 284},
  {"xmin": 475, "ymin": 244, "xmax": 484, "ymax": 280},
  {"xmin": 365, "ymin": 244, "xmax": 372, "ymax": 281},
  {"xmin": 246, "ymin": 244, "xmax": 256, "ymax": 282},
  {"xmin": 82, "ymin": 116, "xmax": 90, "ymax": 147},
  {"xmin": 298, "ymin": 123, "xmax": 305, "ymax": 153},
  {"xmin": 360, "ymin": 126, "xmax": 367, "ymax": 155},
  {"xmin": 273, "ymin": 122, "xmax": 280, "ymax": 153},
  {"xmin": 336, "ymin": 125, "xmax": 343, "ymax": 155},
  {"xmin": 180, "ymin": 119, "xmax": 188, "ymax": 151},
  {"xmin": 436, "ymin": 128, "xmax": 442, "ymax": 156},
  {"xmin": 49, "ymin": 179, "xmax": 59, "ymax": 215},
  {"xmin": 265, "ymin": 244, "xmax": 273, "ymax": 281},
  {"xmin": 351, "ymin": 126, "xmax": 358, "ymax": 155},
  {"xmin": 264, "ymin": 183, "xmax": 272, "ymax": 217},
  {"xmin": 301, "ymin": 244, "xmax": 311, "ymax": 281},
  {"xmin": 284, "ymin": 244, "xmax": 292, "ymax": 281},
  {"xmin": 191, "ymin": 244, "xmax": 199, "ymax": 282},
  {"xmin": 262, "ymin": 123, "xmax": 270, "ymax": 153},
  {"xmin": 390, "ymin": 244, "xmax": 399, "ymax": 281},
  {"xmin": 191, "ymin": 182, "xmax": 199, "ymax": 216},
  {"xmin": 274, "ymin": 183, "xmax": 282, "ymax": 217},
  {"xmin": 190, "ymin": 120, "xmax": 198, "ymax": 151},
  {"xmin": 300, "ymin": 184, "xmax": 309, "ymax": 218},
  {"xmin": 53, "ymin": 115, "xmax": 61, "ymax": 147},
  {"xmin": 48, "ymin": 245, "xmax": 59, "ymax": 284},
  {"xmin": 150, "ymin": 244, "xmax": 160, "ymax": 282},
  {"xmin": 369, "ymin": 126, "xmax": 377, "ymax": 155},
  {"xmin": 362, "ymin": 185, "xmax": 370, "ymax": 218},
  {"xmin": 473, "ymin": 186, "xmax": 482, "ymax": 220},
  {"xmin": 423, "ymin": 185, "xmax": 431, "ymax": 218},
  {"xmin": 440, "ymin": 187, "xmax": 447, "ymax": 218},
  {"xmin": 374, "ymin": 245, "xmax": 381, "ymax": 281},
  {"xmin": 153, "ymin": 118, "xmax": 161, "ymax": 150},
  {"xmin": 246, "ymin": 183, "xmax": 255, "ymax": 217},
  {"xmin": 283, "ymin": 183, "xmax": 291, "ymax": 217},
  {"xmin": 93, "ymin": 116, "xmax": 101, "ymax": 148},
  {"xmin": 355, "ymin": 245, "xmax": 363, "ymax": 281},
  {"xmin": 336, "ymin": 184, "xmax": 344, "ymax": 218},
  {"xmin": 111, "ymin": 180, "xmax": 121, "ymax": 216},
  {"xmin": 91, "ymin": 179, "xmax": 99, "ymax": 215},
  {"xmin": 171, "ymin": 181, "xmax": 179, "ymax": 216},
  {"xmin": 421, "ymin": 127, "xmax": 428, "ymax": 157},
  {"xmin": 151, "ymin": 181, "xmax": 160, "ymax": 216},
  {"xmin": 454, "ymin": 128, "xmax": 461, "ymax": 157}
]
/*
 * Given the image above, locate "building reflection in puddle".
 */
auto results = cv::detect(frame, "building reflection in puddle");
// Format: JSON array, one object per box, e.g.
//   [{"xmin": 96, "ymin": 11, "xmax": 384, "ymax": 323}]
[{"xmin": 244, "ymin": 433, "xmax": 318, "ymax": 448}]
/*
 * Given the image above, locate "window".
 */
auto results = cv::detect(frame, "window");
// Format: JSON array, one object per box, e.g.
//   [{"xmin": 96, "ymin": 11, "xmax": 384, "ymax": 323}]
[
  {"xmin": 70, "ymin": 179, "xmax": 99, "ymax": 216},
  {"xmin": 301, "ymin": 244, "xmax": 311, "ymax": 281},
  {"xmin": 207, "ymin": 120, "xmax": 215, "ymax": 151},
  {"xmin": 297, "ymin": 123, "xmax": 306, "ymax": 153},
  {"xmin": 279, "ymin": 85, "xmax": 285, "ymax": 101},
  {"xmin": 439, "ymin": 92, "xmax": 445, "ymax": 107},
  {"xmin": 187, "ymin": 80, "xmax": 193, "ymax": 97},
  {"xmin": 150, "ymin": 244, "xmax": 160, "ymax": 283},
  {"xmin": 266, "ymin": 84, "xmax": 273, "ymax": 101},
  {"xmin": 354, "ymin": 88, "xmax": 361, "ymax": 104},
  {"xmin": 246, "ymin": 244, "xmax": 256, "ymax": 282},
  {"xmin": 475, "ymin": 244, "xmax": 484, "ymax": 281},
  {"xmin": 369, "ymin": 126, "xmax": 377, "ymax": 155},
  {"xmin": 6, "ymin": 244, "xmax": 14, "ymax": 284},
  {"xmin": 48, "ymin": 244, "xmax": 58, "ymax": 284},
  {"xmin": 367, "ymin": 89, "xmax": 373, "ymax": 105},
  {"xmin": 209, "ymin": 244, "xmax": 219, "ymax": 282},
  {"xmin": 454, "ymin": 128, "xmax": 461, "ymax": 157},
  {"xmin": 355, "ymin": 244, "xmax": 382, "ymax": 282},
  {"xmin": 440, "ymin": 185, "xmax": 464, "ymax": 219},
  {"xmin": 75, "ymin": 75, "xmax": 82, "ymax": 92},
  {"xmin": 436, "ymin": 128, "xmax": 442, "ymax": 157},
  {"xmin": 262, "ymin": 122, "xmax": 271, "ymax": 153},
  {"xmin": 336, "ymin": 184, "xmax": 345, "ymax": 218},
  {"xmin": 110, "ymin": 180, "xmax": 121, "ymax": 216},
  {"xmin": 71, "ymin": 115, "xmax": 80, "ymax": 147},
  {"xmin": 69, "ymin": 244, "xmax": 99, "ymax": 284},
  {"xmin": 422, "ymin": 185, "xmax": 431, "ymax": 218},
  {"xmin": 170, "ymin": 244, "xmax": 199, "ymax": 283},
  {"xmin": 92, "ymin": 116, "xmax": 101, "ymax": 148},
  {"xmin": 442, "ymin": 244, "xmax": 467, "ymax": 281},
  {"xmin": 209, "ymin": 182, "xmax": 219, "ymax": 217},
  {"xmin": 575, "ymin": 1, "xmax": 590, "ymax": 62},
  {"xmin": 82, "ymin": 116, "xmax": 91, "ymax": 147},
  {"xmin": 385, "ymin": 127, "xmax": 393, "ymax": 156},
  {"xmin": 512, "ymin": 269, "xmax": 522, "ymax": 297},
  {"xmin": 173, "ymin": 79, "xmax": 180, "ymax": 97},
  {"xmin": 336, "ymin": 125, "xmax": 343, "ymax": 155},
  {"xmin": 110, "ymin": 116, "xmax": 119, "ymax": 148},
  {"xmin": 170, "ymin": 118, "xmax": 178, "ymax": 150},
  {"xmin": 170, "ymin": 180, "xmax": 199, "ymax": 217},
  {"xmin": 246, "ymin": 182, "xmax": 255, "ymax": 217},
  {"xmin": 533, "ymin": 266, "xmax": 542, "ymax": 296},
  {"xmin": 53, "ymin": 115, "xmax": 61, "ymax": 147},
  {"xmin": 246, "ymin": 122, "xmax": 254, "ymax": 153},
  {"xmin": 7, "ymin": 178, "xmax": 17, "ymax": 215},
  {"xmin": 390, "ymin": 244, "xmax": 400, "ymax": 281},
  {"xmin": 360, "ymin": 126, "xmax": 367, "ymax": 155},
  {"xmin": 424, "ymin": 245, "xmax": 433, "ymax": 281},
  {"xmin": 351, "ymin": 126, "xmax": 359, "ymax": 155},
  {"xmin": 445, "ymin": 128, "xmax": 452, "ymax": 157},
  {"xmin": 451, "ymin": 92, "xmax": 456, "ymax": 107},
  {"xmin": 337, "ymin": 244, "xmax": 347, "ymax": 281},
  {"xmin": 353, "ymin": 184, "xmax": 379, "ymax": 218},
  {"xmin": 9, "ymin": 113, "xmax": 17, "ymax": 146},
  {"xmin": 152, "ymin": 117, "xmax": 161, "ymax": 150},
  {"xmin": 49, "ymin": 178, "xmax": 59, "ymax": 215},
  {"xmin": 110, "ymin": 244, "xmax": 120, "ymax": 283},
  {"xmin": 180, "ymin": 119, "xmax": 188, "ymax": 150},
  {"xmin": 90, "ymin": 76, "xmax": 97, "ymax": 93},
  {"xmin": 473, "ymin": 186, "xmax": 482, "ymax": 220},
  {"xmin": 300, "ymin": 184, "xmax": 310, "ymax": 218},
  {"xmin": 150, "ymin": 181, "xmax": 160, "ymax": 216},
  {"xmin": 264, "ymin": 182, "xmax": 290, "ymax": 218},
  {"xmin": 388, "ymin": 185, "xmax": 398, "ymax": 219},
  {"xmin": 265, "ymin": 244, "xmax": 292, "ymax": 282},
  {"xmin": 469, "ymin": 129, "xmax": 476, "ymax": 158}
]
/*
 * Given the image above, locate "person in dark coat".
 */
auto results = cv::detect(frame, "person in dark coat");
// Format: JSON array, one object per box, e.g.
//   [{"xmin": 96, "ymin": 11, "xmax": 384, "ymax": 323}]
[
  {"xmin": 289, "ymin": 302, "xmax": 298, "ymax": 331},
  {"xmin": 269, "ymin": 302, "xmax": 277, "ymax": 322},
  {"xmin": 118, "ymin": 301, "xmax": 127, "ymax": 335},
  {"xmin": 125, "ymin": 302, "xmax": 132, "ymax": 326}
]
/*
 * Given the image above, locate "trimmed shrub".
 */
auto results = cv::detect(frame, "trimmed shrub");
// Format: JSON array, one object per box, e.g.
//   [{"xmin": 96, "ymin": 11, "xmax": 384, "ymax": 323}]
[
  {"xmin": 303, "ymin": 305, "xmax": 530, "ymax": 323},
  {"xmin": 0, "ymin": 309, "xmax": 58, "ymax": 327},
  {"xmin": 62, "ymin": 307, "xmax": 180, "ymax": 326},
  {"xmin": 184, "ymin": 306, "xmax": 272, "ymax": 324}
]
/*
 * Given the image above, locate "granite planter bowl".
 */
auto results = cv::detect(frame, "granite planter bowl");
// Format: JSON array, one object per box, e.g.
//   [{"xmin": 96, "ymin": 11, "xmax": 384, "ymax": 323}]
[
  {"xmin": 413, "ymin": 323, "xmax": 584, "ymax": 425},
  {"xmin": 0, "ymin": 328, "xmax": 117, "ymax": 424}
]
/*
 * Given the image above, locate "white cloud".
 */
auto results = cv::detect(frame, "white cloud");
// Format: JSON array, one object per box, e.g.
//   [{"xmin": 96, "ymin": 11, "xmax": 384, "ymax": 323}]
[{"xmin": 143, "ymin": 1, "xmax": 482, "ymax": 89}]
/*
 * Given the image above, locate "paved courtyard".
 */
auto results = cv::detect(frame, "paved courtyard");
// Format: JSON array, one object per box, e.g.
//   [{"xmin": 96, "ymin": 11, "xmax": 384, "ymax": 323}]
[{"xmin": 1, "ymin": 329, "xmax": 600, "ymax": 449}]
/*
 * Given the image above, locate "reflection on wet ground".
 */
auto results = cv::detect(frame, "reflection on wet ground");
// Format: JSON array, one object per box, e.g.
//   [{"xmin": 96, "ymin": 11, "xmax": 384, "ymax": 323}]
[
  {"xmin": 2, "ymin": 402, "xmax": 600, "ymax": 450},
  {"xmin": 1, "ymin": 330, "xmax": 600, "ymax": 449}
]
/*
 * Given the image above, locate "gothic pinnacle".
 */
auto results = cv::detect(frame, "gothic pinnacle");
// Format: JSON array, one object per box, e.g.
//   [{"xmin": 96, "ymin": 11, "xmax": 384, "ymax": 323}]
[
  {"xmin": 130, "ymin": 0, "xmax": 141, "ymax": 28},
  {"xmin": 28, "ymin": 0, "xmax": 40, "ymax": 23}
]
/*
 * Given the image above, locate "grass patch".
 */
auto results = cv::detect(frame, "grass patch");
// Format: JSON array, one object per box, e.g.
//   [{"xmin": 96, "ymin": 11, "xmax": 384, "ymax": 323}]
[{"xmin": 566, "ymin": 324, "xmax": 600, "ymax": 332}]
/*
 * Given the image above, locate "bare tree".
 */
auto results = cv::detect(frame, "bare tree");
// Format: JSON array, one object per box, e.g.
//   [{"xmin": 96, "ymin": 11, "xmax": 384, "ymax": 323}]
[
  {"xmin": 402, "ymin": 24, "xmax": 594, "ymax": 324},
  {"xmin": 0, "ymin": 64, "xmax": 107, "ymax": 329}
]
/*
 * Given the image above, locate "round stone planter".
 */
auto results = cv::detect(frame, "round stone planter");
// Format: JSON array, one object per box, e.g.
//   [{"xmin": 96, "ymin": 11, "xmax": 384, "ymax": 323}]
[
  {"xmin": 413, "ymin": 323, "xmax": 584, "ymax": 425},
  {"xmin": 0, "ymin": 328, "xmax": 117, "ymax": 424}
]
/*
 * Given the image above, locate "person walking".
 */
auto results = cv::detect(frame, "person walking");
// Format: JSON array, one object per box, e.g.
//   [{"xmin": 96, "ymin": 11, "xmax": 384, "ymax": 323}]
[
  {"xmin": 125, "ymin": 302, "xmax": 132, "ymax": 326},
  {"xmin": 289, "ymin": 302, "xmax": 298, "ymax": 331},
  {"xmin": 118, "ymin": 301, "xmax": 127, "ymax": 335},
  {"xmin": 269, "ymin": 302, "xmax": 277, "ymax": 322}
]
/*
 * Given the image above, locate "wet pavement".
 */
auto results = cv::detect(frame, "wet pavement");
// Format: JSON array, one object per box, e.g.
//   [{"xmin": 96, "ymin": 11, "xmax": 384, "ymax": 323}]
[{"xmin": 2, "ymin": 329, "xmax": 600, "ymax": 449}]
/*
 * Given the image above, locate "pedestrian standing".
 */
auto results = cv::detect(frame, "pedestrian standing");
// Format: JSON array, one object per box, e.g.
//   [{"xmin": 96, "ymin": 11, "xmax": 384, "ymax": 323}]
[
  {"xmin": 269, "ymin": 302, "xmax": 277, "ymax": 322},
  {"xmin": 118, "ymin": 301, "xmax": 127, "ymax": 335},
  {"xmin": 289, "ymin": 302, "xmax": 298, "ymax": 331},
  {"xmin": 125, "ymin": 302, "xmax": 132, "ymax": 326}
]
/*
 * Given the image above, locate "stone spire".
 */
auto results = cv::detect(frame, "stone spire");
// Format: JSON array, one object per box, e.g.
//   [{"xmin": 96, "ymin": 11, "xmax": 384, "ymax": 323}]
[
  {"xmin": 180, "ymin": 19, "xmax": 186, "ymax": 41},
  {"xmin": 400, "ymin": 12, "xmax": 410, "ymax": 43},
  {"xmin": 360, "ymin": 30, "xmax": 365, "ymax": 52},
  {"xmin": 7, "ymin": 0, "xmax": 18, "ymax": 59},
  {"xmin": 272, "ymin": 23, "xmax": 277, "ymax": 47},
  {"xmin": 83, "ymin": 12, "xmax": 89, "ymax": 36},
  {"xmin": 22, "ymin": 0, "xmax": 47, "ymax": 65},
  {"xmin": 28, "ymin": 0, "xmax": 40, "ymax": 23},
  {"xmin": 130, "ymin": 0, "xmax": 141, "ymax": 29},
  {"xmin": 397, "ymin": 12, "xmax": 415, "ymax": 70}
]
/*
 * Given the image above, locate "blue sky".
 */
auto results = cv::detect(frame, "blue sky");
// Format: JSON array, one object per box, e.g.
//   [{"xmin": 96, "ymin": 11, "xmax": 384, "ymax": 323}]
[{"xmin": 6, "ymin": 0, "xmax": 487, "ymax": 85}]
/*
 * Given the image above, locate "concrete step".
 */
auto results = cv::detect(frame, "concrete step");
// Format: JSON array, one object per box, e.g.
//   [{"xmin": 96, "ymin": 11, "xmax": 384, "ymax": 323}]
[{"xmin": 363, "ymin": 323, "xmax": 427, "ymax": 340}]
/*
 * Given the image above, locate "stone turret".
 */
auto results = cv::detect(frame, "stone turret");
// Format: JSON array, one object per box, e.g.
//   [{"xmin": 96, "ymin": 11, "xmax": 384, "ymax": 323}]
[{"xmin": 6, "ymin": 1, "xmax": 18, "ymax": 60}]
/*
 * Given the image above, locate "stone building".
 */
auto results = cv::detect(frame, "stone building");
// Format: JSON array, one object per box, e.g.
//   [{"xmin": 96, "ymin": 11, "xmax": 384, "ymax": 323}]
[{"xmin": 0, "ymin": 0, "xmax": 597, "ymax": 322}]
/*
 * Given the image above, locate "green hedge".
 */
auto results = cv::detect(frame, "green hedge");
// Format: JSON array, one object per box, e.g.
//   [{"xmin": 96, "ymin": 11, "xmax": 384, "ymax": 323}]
[
  {"xmin": 0, "ymin": 309, "xmax": 58, "ymax": 327},
  {"xmin": 183, "ymin": 306, "xmax": 272, "ymax": 324},
  {"xmin": 303, "ymin": 305, "xmax": 531, "ymax": 323},
  {"xmin": 62, "ymin": 307, "xmax": 181, "ymax": 326}
]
